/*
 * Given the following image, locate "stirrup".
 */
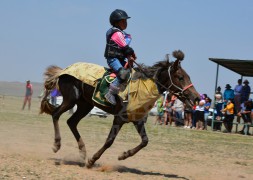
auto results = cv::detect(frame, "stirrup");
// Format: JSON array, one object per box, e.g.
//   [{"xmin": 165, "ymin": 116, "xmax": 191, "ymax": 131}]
[{"xmin": 105, "ymin": 93, "xmax": 116, "ymax": 105}]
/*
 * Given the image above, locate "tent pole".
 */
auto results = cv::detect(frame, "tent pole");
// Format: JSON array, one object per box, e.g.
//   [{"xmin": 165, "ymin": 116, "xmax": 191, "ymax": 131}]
[{"xmin": 212, "ymin": 64, "xmax": 219, "ymax": 130}]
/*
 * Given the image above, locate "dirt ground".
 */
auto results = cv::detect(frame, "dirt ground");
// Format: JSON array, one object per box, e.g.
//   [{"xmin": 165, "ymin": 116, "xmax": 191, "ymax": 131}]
[{"xmin": 1, "ymin": 97, "xmax": 253, "ymax": 180}]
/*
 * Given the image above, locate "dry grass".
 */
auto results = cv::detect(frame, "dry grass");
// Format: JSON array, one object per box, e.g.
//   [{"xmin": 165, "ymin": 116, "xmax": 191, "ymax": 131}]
[{"xmin": 1, "ymin": 96, "xmax": 253, "ymax": 180}]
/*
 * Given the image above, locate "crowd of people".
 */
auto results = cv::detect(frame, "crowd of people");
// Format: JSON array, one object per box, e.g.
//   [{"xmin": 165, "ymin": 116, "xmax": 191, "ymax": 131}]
[
  {"xmin": 154, "ymin": 92, "xmax": 212, "ymax": 130},
  {"xmin": 153, "ymin": 79, "xmax": 252, "ymax": 135}
]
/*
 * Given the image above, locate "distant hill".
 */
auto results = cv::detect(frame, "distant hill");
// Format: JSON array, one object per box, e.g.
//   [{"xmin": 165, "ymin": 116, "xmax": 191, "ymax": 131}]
[{"xmin": 0, "ymin": 81, "xmax": 44, "ymax": 97}]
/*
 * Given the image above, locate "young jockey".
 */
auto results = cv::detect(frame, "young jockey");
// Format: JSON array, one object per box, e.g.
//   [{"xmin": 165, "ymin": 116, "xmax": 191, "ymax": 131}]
[{"xmin": 104, "ymin": 9, "xmax": 136, "ymax": 105}]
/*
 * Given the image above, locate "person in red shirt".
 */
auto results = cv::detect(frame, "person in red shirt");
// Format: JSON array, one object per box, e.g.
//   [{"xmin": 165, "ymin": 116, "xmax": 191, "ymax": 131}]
[{"xmin": 22, "ymin": 80, "xmax": 33, "ymax": 110}]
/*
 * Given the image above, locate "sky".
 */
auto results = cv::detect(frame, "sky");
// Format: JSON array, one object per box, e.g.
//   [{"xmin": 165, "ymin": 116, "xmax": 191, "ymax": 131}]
[{"xmin": 0, "ymin": 0, "xmax": 253, "ymax": 98}]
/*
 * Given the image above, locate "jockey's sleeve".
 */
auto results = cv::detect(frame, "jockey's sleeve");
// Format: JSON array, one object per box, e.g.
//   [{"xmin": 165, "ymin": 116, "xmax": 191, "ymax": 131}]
[{"xmin": 111, "ymin": 31, "xmax": 127, "ymax": 48}]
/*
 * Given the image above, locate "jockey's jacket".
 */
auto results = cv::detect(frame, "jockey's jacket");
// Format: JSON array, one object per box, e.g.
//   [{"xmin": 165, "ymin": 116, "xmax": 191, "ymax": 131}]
[{"xmin": 104, "ymin": 27, "xmax": 132, "ymax": 60}]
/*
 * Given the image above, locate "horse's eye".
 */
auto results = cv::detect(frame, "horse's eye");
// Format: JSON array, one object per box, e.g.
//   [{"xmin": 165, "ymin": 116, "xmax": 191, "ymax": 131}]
[{"xmin": 179, "ymin": 76, "xmax": 184, "ymax": 81}]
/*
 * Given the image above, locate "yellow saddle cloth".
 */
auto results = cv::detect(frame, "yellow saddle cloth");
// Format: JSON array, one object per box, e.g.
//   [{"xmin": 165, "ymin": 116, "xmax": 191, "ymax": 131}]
[{"xmin": 60, "ymin": 62, "xmax": 160, "ymax": 121}]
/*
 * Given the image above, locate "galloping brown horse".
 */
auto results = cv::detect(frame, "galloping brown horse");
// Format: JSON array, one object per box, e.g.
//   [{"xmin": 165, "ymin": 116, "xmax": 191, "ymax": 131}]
[{"xmin": 40, "ymin": 50, "xmax": 200, "ymax": 168}]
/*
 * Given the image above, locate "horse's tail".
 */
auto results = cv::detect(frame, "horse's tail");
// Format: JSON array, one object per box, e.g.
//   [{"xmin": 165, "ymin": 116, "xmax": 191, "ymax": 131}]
[
  {"xmin": 172, "ymin": 50, "xmax": 184, "ymax": 61},
  {"xmin": 40, "ymin": 65, "xmax": 63, "ymax": 115}
]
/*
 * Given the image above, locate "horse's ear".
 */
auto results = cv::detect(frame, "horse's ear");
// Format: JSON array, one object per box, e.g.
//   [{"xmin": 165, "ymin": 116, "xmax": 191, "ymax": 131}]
[
  {"xmin": 165, "ymin": 54, "xmax": 170, "ymax": 62},
  {"xmin": 172, "ymin": 59, "xmax": 181, "ymax": 71}
]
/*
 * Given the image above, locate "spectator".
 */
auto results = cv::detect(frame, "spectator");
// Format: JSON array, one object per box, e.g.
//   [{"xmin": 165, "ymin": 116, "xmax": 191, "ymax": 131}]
[
  {"xmin": 234, "ymin": 79, "xmax": 243, "ymax": 123},
  {"xmin": 163, "ymin": 93, "xmax": 173, "ymax": 126},
  {"xmin": 154, "ymin": 95, "xmax": 164, "ymax": 125},
  {"xmin": 184, "ymin": 103, "xmax": 192, "ymax": 128},
  {"xmin": 195, "ymin": 98, "xmax": 205, "ymax": 130},
  {"xmin": 22, "ymin": 80, "xmax": 33, "ymax": 110},
  {"xmin": 191, "ymin": 98, "xmax": 200, "ymax": 129},
  {"xmin": 237, "ymin": 99, "xmax": 253, "ymax": 135},
  {"xmin": 241, "ymin": 79, "xmax": 251, "ymax": 104},
  {"xmin": 214, "ymin": 86, "xmax": 223, "ymax": 121},
  {"xmin": 223, "ymin": 84, "xmax": 234, "ymax": 107},
  {"xmin": 50, "ymin": 88, "xmax": 61, "ymax": 106},
  {"xmin": 221, "ymin": 98, "xmax": 234, "ymax": 133},
  {"xmin": 172, "ymin": 96, "xmax": 184, "ymax": 126},
  {"xmin": 234, "ymin": 79, "xmax": 243, "ymax": 113},
  {"xmin": 204, "ymin": 97, "xmax": 211, "ymax": 130}
]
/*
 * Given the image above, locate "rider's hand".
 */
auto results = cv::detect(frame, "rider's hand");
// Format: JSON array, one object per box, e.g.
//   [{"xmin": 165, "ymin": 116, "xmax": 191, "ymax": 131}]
[{"xmin": 127, "ymin": 54, "xmax": 136, "ymax": 61}]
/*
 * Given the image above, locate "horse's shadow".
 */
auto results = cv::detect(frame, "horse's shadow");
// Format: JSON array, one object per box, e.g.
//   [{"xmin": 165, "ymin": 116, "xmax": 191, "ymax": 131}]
[
  {"xmin": 112, "ymin": 165, "xmax": 189, "ymax": 179},
  {"xmin": 49, "ymin": 158, "xmax": 189, "ymax": 179}
]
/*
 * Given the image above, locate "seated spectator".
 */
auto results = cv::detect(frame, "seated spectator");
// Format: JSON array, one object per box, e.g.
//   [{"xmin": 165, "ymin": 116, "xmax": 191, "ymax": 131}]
[
  {"xmin": 221, "ymin": 98, "xmax": 234, "ymax": 133},
  {"xmin": 223, "ymin": 84, "xmax": 234, "ymax": 108},
  {"xmin": 237, "ymin": 99, "xmax": 253, "ymax": 135}
]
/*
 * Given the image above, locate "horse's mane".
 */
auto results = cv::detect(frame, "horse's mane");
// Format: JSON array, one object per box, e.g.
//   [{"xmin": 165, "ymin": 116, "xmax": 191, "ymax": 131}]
[
  {"xmin": 132, "ymin": 61, "xmax": 171, "ymax": 79},
  {"xmin": 132, "ymin": 50, "xmax": 184, "ymax": 79}
]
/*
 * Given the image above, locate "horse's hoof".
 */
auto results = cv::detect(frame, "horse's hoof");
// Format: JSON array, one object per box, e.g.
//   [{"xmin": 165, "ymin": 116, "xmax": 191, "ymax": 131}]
[
  {"xmin": 118, "ymin": 152, "xmax": 127, "ymax": 161},
  {"xmin": 86, "ymin": 159, "xmax": 94, "ymax": 169},
  {"xmin": 52, "ymin": 144, "xmax": 61, "ymax": 153}
]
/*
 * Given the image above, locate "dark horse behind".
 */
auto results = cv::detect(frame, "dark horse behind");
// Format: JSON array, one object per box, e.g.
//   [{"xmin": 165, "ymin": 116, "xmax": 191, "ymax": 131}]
[{"xmin": 40, "ymin": 50, "xmax": 200, "ymax": 168}]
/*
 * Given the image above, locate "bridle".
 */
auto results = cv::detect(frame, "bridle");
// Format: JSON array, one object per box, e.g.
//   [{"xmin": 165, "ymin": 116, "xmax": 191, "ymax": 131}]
[
  {"xmin": 131, "ymin": 60, "xmax": 194, "ymax": 100},
  {"xmin": 154, "ymin": 64, "xmax": 193, "ymax": 100}
]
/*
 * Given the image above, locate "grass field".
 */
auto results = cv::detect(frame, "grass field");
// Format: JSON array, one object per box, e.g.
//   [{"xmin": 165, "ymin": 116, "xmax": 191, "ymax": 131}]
[{"xmin": 0, "ymin": 96, "xmax": 253, "ymax": 180}]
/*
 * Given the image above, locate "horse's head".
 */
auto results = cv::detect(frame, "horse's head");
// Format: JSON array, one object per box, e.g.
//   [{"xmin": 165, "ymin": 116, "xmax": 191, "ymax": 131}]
[{"xmin": 154, "ymin": 50, "xmax": 200, "ymax": 107}]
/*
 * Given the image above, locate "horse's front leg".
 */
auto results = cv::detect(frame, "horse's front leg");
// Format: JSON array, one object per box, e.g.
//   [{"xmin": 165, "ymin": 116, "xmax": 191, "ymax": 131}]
[
  {"xmin": 118, "ymin": 119, "xmax": 148, "ymax": 160},
  {"xmin": 52, "ymin": 118, "xmax": 61, "ymax": 153},
  {"xmin": 86, "ymin": 117, "xmax": 125, "ymax": 168}
]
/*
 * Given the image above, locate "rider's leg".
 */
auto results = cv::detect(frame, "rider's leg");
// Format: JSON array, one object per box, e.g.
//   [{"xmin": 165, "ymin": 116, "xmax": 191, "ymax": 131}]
[{"xmin": 105, "ymin": 58, "xmax": 124, "ymax": 105}]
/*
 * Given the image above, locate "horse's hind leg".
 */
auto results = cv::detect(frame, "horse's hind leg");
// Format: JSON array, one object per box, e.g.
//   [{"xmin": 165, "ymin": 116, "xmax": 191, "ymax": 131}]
[
  {"xmin": 86, "ymin": 116, "xmax": 126, "ymax": 168},
  {"xmin": 118, "ymin": 119, "xmax": 148, "ymax": 160},
  {"xmin": 67, "ymin": 101, "xmax": 93, "ymax": 161}
]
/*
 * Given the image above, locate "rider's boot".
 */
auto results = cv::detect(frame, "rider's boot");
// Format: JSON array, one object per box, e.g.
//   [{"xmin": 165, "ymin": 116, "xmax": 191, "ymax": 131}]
[{"xmin": 105, "ymin": 83, "xmax": 120, "ymax": 105}]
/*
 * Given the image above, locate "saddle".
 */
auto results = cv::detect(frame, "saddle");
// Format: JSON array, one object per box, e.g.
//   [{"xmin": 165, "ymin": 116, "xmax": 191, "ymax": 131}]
[{"xmin": 92, "ymin": 68, "xmax": 130, "ymax": 107}]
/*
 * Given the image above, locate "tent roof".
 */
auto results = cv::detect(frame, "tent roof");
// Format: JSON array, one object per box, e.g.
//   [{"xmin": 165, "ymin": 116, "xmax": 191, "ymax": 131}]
[{"xmin": 209, "ymin": 58, "xmax": 253, "ymax": 77}]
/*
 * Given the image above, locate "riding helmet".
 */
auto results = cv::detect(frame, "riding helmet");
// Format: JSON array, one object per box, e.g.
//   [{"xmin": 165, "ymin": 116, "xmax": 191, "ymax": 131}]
[{"xmin": 110, "ymin": 9, "xmax": 130, "ymax": 26}]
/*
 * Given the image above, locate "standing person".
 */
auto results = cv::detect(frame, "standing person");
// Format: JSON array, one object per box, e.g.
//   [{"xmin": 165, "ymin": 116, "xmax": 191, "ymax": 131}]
[
  {"xmin": 241, "ymin": 79, "xmax": 251, "ymax": 104},
  {"xmin": 22, "ymin": 80, "xmax": 33, "ymax": 110},
  {"xmin": 237, "ymin": 99, "xmax": 253, "ymax": 135},
  {"xmin": 195, "ymin": 98, "xmax": 205, "ymax": 130},
  {"xmin": 163, "ymin": 93, "xmax": 173, "ymax": 126},
  {"xmin": 221, "ymin": 99, "xmax": 234, "ymax": 133},
  {"xmin": 172, "ymin": 96, "xmax": 184, "ymax": 126},
  {"xmin": 204, "ymin": 97, "xmax": 211, "ymax": 130},
  {"xmin": 234, "ymin": 79, "xmax": 243, "ymax": 112},
  {"xmin": 234, "ymin": 79, "xmax": 243, "ymax": 123},
  {"xmin": 154, "ymin": 96, "xmax": 164, "ymax": 125},
  {"xmin": 184, "ymin": 103, "xmax": 192, "ymax": 128},
  {"xmin": 191, "ymin": 98, "xmax": 199, "ymax": 129},
  {"xmin": 214, "ymin": 86, "xmax": 223, "ymax": 121},
  {"xmin": 223, "ymin": 84, "xmax": 234, "ymax": 108},
  {"xmin": 104, "ymin": 9, "xmax": 136, "ymax": 105}
]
